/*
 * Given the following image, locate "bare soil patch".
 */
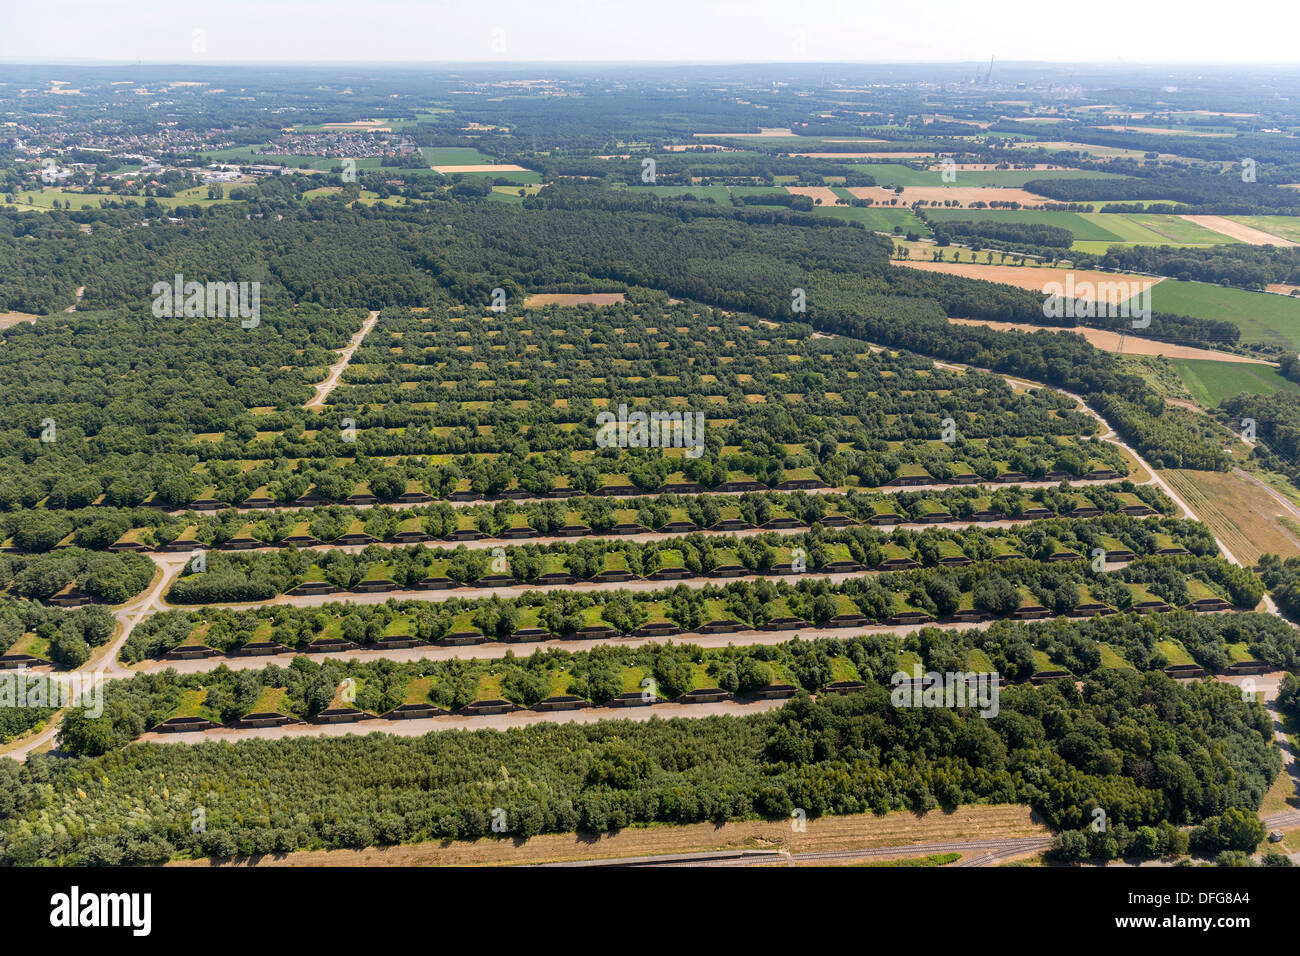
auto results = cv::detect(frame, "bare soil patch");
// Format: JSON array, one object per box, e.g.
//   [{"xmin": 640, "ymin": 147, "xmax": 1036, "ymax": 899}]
[
  {"xmin": 896, "ymin": 260, "xmax": 1158, "ymax": 299},
  {"xmin": 523, "ymin": 293, "xmax": 626, "ymax": 307},
  {"xmin": 694, "ymin": 127, "xmax": 794, "ymax": 138},
  {"xmin": 322, "ymin": 120, "xmax": 391, "ymax": 131},
  {"xmin": 1163, "ymin": 469, "xmax": 1300, "ymax": 565},
  {"xmin": 942, "ymin": 163, "xmax": 1061, "ymax": 171},
  {"xmin": 1178, "ymin": 216, "xmax": 1297, "ymax": 247},
  {"xmin": 843, "ymin": 185, "xmax": 902, "ymax": 204},
  {"xmin": 432, "ymin": 164, "xmax": 530, "ymax": 173},
  {"xmin": 785, "ymin": 151, "xmax": 949, "ymax": 159},
  {"xmin": 785, "ymin": 185, "xmax": 843, "ymax": 206},
  {"xmin": 947, "ymin": 317, "xmax": 1269, "ymax": 364},
  {"xmin": 894, "ymin": 186, "xmax": 1055, "ymax": 205},
  {"xmin": 170, "ymin": 805, "xmax": 1044, "ymax": 867},
  {"xmin": 1097, "ymin": 125, "xmax": 1231, "ymax": 137}
]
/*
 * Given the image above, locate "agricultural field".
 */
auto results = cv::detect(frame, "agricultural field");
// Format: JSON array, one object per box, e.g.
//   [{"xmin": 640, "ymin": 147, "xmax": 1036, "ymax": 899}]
[
  {"xmin": 1227, "ymin": 216, "xmax": 1300, "ymax": 243},
  {"xmin": 857, "ymin": 163, "xmax": 1130, "ymax": 189},
  {"xmin": 1166, "ymin": 358, "xmax": 1300, "ymax": 408},
  {"xmin": 1076, "ymin": 213, "xmax": 1237, "ymax": 246},
  {"xmin": 809, "ymin": 203, "xmax": 930, "ymax": 234},
  {"xmin": 423, "ymin": 147, "xmax": 496, "ymax": 165},
  {"xmin": 895, "ymin": 261, "xmax": 1156, "ymax": 299},
  {"xmin": 1163, "ymin": 469, "xmax": 1300, "ymax": 565},
  {"xmin": 1176, "ymin": 216, "xmax": 1297, "ymax": 246},
  {"xmin": 1, "ymin": 183, "xmax": 263, "ymax": 213},
  {"xmin": 446, "ymin": 167, "xmax": 542, "ymax": 184},
  {"xmin": 621, "ymin": 184, "xmax": 735, "ymax": 204},
  {"xmin": 923, "ymin": 208, "xmax": 1126, "ymax": 242},
  {"xmin": 923, "ymin": 209, "xmax": 1251, "ymax": 248},
  {"xmin": 1143, "ymin": 279, "xmax": 1300, "ymax": 350},
  {"xmin": 185, "ymin": 806, "xmax": 1044, "ymax": 867}
]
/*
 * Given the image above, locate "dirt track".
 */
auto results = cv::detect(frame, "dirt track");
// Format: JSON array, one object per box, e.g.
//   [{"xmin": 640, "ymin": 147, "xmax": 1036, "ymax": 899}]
[
  {"xmin": 140, "ymin": 698, "xmax": 789, "ymax": 745},
  {"xmin": 305, "ymin": 310, "xmax": 378, "ymax": 410},
  {"xmin": 143, "ymin": 617, "xmax": 1001, "ymax": 675},
  {"xmin": 431, "ymin": 164, "xmax": 529, "ymax": 173}
]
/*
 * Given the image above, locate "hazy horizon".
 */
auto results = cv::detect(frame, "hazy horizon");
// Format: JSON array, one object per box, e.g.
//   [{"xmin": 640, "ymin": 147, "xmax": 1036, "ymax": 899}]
[{"xmin": 3, "ymin": 0, "xmax": 1296, "ymax": 66}]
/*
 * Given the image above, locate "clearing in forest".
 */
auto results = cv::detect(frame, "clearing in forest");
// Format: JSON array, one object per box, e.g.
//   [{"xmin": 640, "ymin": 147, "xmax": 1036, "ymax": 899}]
[
  {"xmin": 1162, "ymin": 469, "xmax": 1300, "ymax": 565},
  {"xmin": 897, "ymin": 261, "xmax": 1158, "ymax": 299},
  {"xmin": 173, "ymin": 805, "xmax": 1046, "ymax": 867},
  {"xmin": 947, "ymin": 318, "xmax": 1269, "ymax": 364},
  {"xmin": 523, "ymin": 293, "xmax": 627, "ymax": 307}
]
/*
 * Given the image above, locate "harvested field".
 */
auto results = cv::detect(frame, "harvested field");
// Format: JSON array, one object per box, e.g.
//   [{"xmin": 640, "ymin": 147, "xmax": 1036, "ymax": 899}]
[
  {"xmin": 896, "ymin": 260, "xmax": 1158, "ymax": 300},
  {"xmin": 889, "ymin": 186, "xmax": 1055, "ymax": 206},
  {"xmin": 524, "ymin": 293, "xmax": 626, "ymax": 307},
  {"xmin": 1010, "ymin": 141, "xmax": 1158, "ymax": 159},
  {"xmin": 171, "ymin": 805, "xmax": 1045, "ymax": 868},
  {"xmin": 1230, "ymin": 216, "xmax": 1300, "ymax": 243},
  {"xmin": 1163, "ymin": 469, "xmax": 1300, "ymax": 565},
  {"xmin": 785, "ymin": 185, "xmax": 844, "ymax": 206},
  {"xmin": 0, "ymin": 312, "xmax": 39, "ymax": 329},
  {"xmin": 842, "ymin": 185, "xmax": 903, "ymax": 204},
  {"xmin": 947, "ymin": 318, "xmax": 1271, "ymax": 364},
  {"xmin": 1267, "ymin": 284, "xmax": 1300, "ymax": 296},
  {"xmin": 1177, "ymin": 215, "xmax": 1297, "ymax": 247},
  {"xmin": 694, "ymin": 127, "xmax": 794, "ymax": 138},
  {"xmin": 432, "ymin": 164, "xmax": 530, "ymax": 173},
  {"xmin": 942, "ymin": 163, "xmax": 1062, "ymax": 171},
  {"xmin": 321, "ymin": 120, "xmax": 391, "ymax": 131},
  {"xmin": 1096, "ymin": 125, "xmax": 1231, "ymax": 136},
  {"xmin": 786, "ymin": 151, "xmax": 950, "ymax": 159}
]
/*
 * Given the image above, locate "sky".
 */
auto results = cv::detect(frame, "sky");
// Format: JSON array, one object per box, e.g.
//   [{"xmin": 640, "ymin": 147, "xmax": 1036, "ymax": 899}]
[{"xmin": 2, "ymin": 0, "xmax": 1297, "ymax": 65}]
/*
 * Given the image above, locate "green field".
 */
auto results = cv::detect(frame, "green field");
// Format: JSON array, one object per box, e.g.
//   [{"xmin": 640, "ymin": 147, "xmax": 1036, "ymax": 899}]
[
  {"xmin": 728, "ymin": 185, "xmax": 793, "ymax": 199},
  {"xmin": 3, "ymin": 188, "xmax": 121, "ymax": 211},
  {"xmin": 1167, "ymin": 358, "xmax": 1299, "ymax": 407},
  {"xmin": 924, "ymin": 209, "xmax": 1254, "ymax": 252},
  {"xmin": 197, "ymin": 145, "xmax": 334, "ymax": 169},
  {"xmin": 622, "ymin": 184, "xmax": 735, "ymax": 204},
  {"xmin": 489, "ymin": 184, "xmax": 543, "ymax": 203},
  {"xmin": 702, "ymin": 135, "xmax": 887, "ymax": 148},
  {"xmin": 863, "ymin": 163, "xmax": 1130, "ymax": 189},
  {"xmin": 924, "ymin": 208, "xmax": 1122, "ymax": 241},
  {"xmin": 2, "ymin": 185, "xmax": 249, "ymax": 213},
  {"xmin": 1147, "ymin": 279, "xmax": 1300, "ymax": 350},
  {"xmin": 452, "ymin": 168, "xmax": 542, "ymax": 184},
  {"xmin": 424, "ymin": 146, "xmax": 495, "ymax": 165},
  {"xmin": 1078, "ymin": 213, "xmax": 1236, "ymax": 246},
  {"xmin": 810, "ymin": 204, "xmax": 931, "ymax": 235},
  {"xmin": 1226, "ymin": 216, "xmax": 1300, "ymax": 243}
]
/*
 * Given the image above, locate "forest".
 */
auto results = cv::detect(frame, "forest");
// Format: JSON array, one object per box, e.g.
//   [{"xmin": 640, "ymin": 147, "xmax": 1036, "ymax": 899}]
[
  {"xmin": 1, "ymin": 665, "xmax": 1274, "ymax": 865},
  {"xmin": 0, "ymin": 184, "xmax": 1228, "ymax": 486}
]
